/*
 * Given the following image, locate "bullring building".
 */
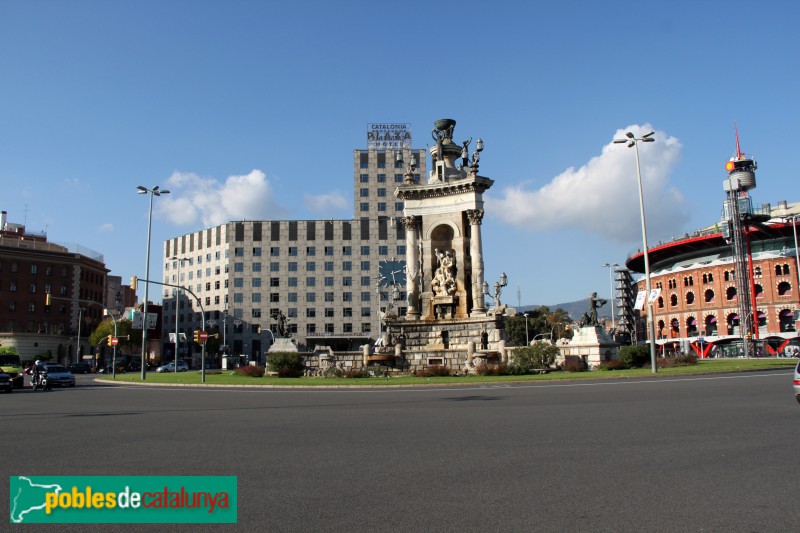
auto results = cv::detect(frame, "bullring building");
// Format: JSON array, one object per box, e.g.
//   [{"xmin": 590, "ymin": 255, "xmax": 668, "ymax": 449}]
[
  {"xmin": 161, "ymin": 124, "xmax": 425, "ymax": 365},
  {"xmin": 625, "ymin": 144, "xmax": 799, "ymax": 357}
]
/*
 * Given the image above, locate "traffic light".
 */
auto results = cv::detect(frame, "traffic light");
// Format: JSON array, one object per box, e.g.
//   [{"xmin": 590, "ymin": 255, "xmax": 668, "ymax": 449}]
[
  {"xmin": 107, "ymin": 335, "xmax": 113, "ymax": 345},
  {"xmin": 131, "ymin": 276, "xmax": 138, "ymax": 291},
  {"xmin": 193, "ymin": 330, "xmax": 199, "ymax": 343},
  {"xmin": 45, "ymin": 294, "xmax": 52, "ymax": 307},
  {"xmin": 745, "ymin": 332, "xmax": 752, "ymax": 340}
]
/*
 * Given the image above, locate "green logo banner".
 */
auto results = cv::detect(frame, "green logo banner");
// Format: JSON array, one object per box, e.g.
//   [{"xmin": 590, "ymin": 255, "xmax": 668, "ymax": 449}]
[{"xmin": 9, "ymin": 476, "xmax": 237, "ymax": 523}]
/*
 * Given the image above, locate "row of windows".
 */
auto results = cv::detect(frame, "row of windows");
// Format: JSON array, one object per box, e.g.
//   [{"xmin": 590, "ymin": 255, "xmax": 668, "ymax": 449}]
[
  {"xmin": 0, "ymin": 282, "xmax": 64, "ymax": 294},
  {"xmin": 658, "ymin": 309, "xmax": 797, "ymax": 336},
  {"xmin": 359, "ymin": 202, "xmax": 404, "ymax": 212},
  {"xmin": 659, "ymin": 263, "xmax": 794, "ymax": 290},
  {"xmin": 656, "ymin": 282, "xmax": 793, "ymax": 308}
]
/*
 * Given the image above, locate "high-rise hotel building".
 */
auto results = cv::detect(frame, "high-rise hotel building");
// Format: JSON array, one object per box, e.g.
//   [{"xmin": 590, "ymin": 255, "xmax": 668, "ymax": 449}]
[{"xmin": 162, "ymin": 124, "xmax": 426, "ymax": 364}]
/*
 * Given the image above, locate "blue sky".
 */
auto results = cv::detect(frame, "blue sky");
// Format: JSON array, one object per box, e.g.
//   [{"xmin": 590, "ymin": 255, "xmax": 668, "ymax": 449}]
[{"xmin": 2, "ymin": 0, "xmax": 798, "ymax": 308}]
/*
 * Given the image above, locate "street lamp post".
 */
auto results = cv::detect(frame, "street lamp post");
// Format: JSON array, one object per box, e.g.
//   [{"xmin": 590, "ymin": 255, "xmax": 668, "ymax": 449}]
[
  {"xmin": 614, "ymin": 131, "xmax": 658, "ymax": 373},
  {"xmin": 75, "ymin": 306, "xmax": 86, "ymax": 365},
  {"xmin": 137, "ymin": 185, "xmax": 170, "ymax": 380},
  {"xmin": 602, "ymin": 262, "xmax": 619, "ymax": 331},
  {"xmin": 524, "ymin": 313, "xmax": 530, "ymax": 345},
  {"xmin": 170, "ymin": 257, "xmax": 187, "ymax": 373}
]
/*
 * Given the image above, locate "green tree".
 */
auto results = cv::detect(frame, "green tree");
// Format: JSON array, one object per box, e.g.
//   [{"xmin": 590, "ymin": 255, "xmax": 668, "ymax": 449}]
[
  {"xmin": 0, "ymin": 346, "xmax": 20, "ymax": 355},
  {"xmin": 508, "ymin": 342, "xmax": 559, "ymax": 374}
]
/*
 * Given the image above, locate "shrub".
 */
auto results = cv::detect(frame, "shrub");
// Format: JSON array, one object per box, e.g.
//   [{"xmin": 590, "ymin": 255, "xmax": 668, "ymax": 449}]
[
  {"xmin": 618, "ymin": 345, "xmax": 651, "ymax": 369},
  {"xmin": 602, "ymin": 359, "xmax": 626, "ymax": 371},
  {"xmin": 476, "ymin": 363, "xmax": 506, "ymax": 376},
  {"xmin": 415, "ymin": 365, "xmax": 451, "ymax": 377},
  {"xmin": 565, "ymin": 360, "xmax": 584, "ymax": 372},
  {"xmin": 658, "ymin": 354, "xmax": 698, "ymax": 368},
  {"xmin": 235, "ymin": 366, "xmax": 264, "ymax": 377},
  {"xmin": 344, "ymin": 368, "xmax": 369, "ymax": 378},
  {"xmin": 267, "ymin": 352, "xmax": 304, "ymax": 378},
  {"xmin": 508, "ymin": 343, "xmax": 559, "ymax": 374},
  {"xmin": 323, "ymin": 366, "xmax": 344, "ymax": 378}
]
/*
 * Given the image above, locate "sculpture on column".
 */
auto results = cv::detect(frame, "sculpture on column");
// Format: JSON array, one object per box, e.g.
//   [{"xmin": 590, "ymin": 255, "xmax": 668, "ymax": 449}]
[{"xmin": 583, "ymin": 292, "xmax": 607, "ymax": 327}]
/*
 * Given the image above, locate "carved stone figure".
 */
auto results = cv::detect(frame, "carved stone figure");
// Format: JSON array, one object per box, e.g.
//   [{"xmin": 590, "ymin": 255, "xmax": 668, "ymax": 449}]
[{"xmin": 431, "ymin": 248, "xmax": 456, "ymax": 297}]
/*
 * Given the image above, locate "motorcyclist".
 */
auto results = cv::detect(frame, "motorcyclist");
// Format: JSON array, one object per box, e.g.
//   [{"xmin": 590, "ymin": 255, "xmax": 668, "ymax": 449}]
[{"xmin": 32, "ymin": 359, "xmax": 47, "ymax": 390}]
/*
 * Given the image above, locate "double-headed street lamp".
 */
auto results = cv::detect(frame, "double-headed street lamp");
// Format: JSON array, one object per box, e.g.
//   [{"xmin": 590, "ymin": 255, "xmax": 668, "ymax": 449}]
[
  {"xmin": 613, "ymin": 131, "xmax": 657, "ymax": 373},
  {"xmin": 602, "ymin": 263, "xmax": 619, "ymax": 331},
  {"xmin": 137, "ymin": 185, "xmax": 170, "ymax": 380}
]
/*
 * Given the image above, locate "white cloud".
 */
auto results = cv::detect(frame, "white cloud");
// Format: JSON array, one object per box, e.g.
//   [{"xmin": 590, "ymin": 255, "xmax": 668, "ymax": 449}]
[
  {"xmin": 98, "ymin": 223, "xmax": 113, "ymax": 233},
  {"xmin": 487, "ymin": 124, "xmax": 689, "ymax": 244},
  {"xmin": 157, "ymin": 169, "xmax": 285, "ymax": 227},
  {"xmin": 304, "ymin": 191, "xmax": 349, "ymax": 215}
]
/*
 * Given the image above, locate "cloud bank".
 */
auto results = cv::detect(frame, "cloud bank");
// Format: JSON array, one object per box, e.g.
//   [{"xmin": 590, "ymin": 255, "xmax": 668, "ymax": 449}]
[
  {"xmin": 157, "ymin": 169, "xmax": 286, "ymax": 227},
  {"xmin": 487, "ymin": 125, "xmax": 688, "ymax": 244},
  {"xmin": 304, "ymin": 191, "xmax": 349, "ymax": 215}
]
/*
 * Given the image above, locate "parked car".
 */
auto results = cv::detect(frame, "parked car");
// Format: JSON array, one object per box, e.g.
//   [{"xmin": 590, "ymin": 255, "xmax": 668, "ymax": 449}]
[
  {"xmin": 0, "ymin": 371, "xmax": 12, "ymax": 393},
  {"xmin": 156, "ymin": 361, "xmax": 188, "ymax": 373},
  {"xmin": 98, "ymin": 362, "xmax": 127, "ymax": 374},
  {"xmin": 68, "ymin": 362, "xmax": 92, "ymax": 374},
  {"xmin": 41, "ymin": 364, "xmax": 76, "ymax": 387},
  {"xmin": 794, "ymin": 360, "xmax": 800, "ymax": 404}
]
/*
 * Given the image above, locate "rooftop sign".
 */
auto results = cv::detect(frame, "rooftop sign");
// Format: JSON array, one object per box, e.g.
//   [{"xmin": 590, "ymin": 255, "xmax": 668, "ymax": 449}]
[{"xmin": 367, "ymin": 123, "xmax": 411, "ymax": 149}]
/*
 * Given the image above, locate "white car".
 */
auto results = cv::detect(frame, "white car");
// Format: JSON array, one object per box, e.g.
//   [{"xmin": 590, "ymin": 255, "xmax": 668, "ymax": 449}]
[
  {"xmin": 156, "ymin": 361, "xmax": 189, "ymax": 373},
  {"xmin": 794, "ymin": 360, "xmax": 800, "ymax": 404}
]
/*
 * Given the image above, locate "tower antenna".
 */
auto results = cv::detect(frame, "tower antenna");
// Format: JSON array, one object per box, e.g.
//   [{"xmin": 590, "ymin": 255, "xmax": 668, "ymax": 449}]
[{"xmin": 734, "ymin": 123, "xmax": 744, "ymax": 160}]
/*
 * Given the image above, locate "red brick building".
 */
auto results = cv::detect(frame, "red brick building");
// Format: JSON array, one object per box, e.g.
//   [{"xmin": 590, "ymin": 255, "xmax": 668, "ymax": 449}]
[{"xmin": 626, "ymin": 201, "xmax": 799, "ymax": 357}]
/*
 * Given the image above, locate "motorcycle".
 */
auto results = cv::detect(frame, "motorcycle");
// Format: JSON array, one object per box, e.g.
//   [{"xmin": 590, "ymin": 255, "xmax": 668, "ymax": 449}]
[{"xmin": 31, "ymin": 371, "xmax": 51, "ymax": 391}]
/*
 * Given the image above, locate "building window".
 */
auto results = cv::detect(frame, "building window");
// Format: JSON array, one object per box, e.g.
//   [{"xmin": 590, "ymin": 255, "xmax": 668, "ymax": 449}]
[
  {"xmin": 325, "ymin": 308, "xmax": 334, "ymax": 318},
  {"xmin": 288, "ymin": 293, "xmax": 297, "ymax": 302},
  {"xmin": 361, "ymin": 276, "xmax": 371, "ymax": 286},
  {"xmin": 306, "ymin": 277, "xmax": 316, "ymax": 287},
  {"xmin": 324, "ymin": 277, "xmax": 334, "ymax": 287},
  {"xmin": 306, "ymin": 246, "xmax": 316, "ymax": 256},
  {"xmin": 288, "ymin": 277, "xmax": 298, "ymax": 287},
  {"xmin": 753, "ymin": 267, "xmax": 761, "ymax": 278},
  {"xmin": 377, "ymin": 203, "xmax": 387, "ymax": 212},
  {"xmin": 378, "ymin": 246, "xmax": 388, "ymax": 256},
  {"xmin": 307, "ymin": 262, "xmax": 316, "ymax": 271},
  {"xmin": 324, "ymin": 292, "xmax": 334, "ymax": 302},
  {"xmin": 754, "ymin": 284, "xmax": 763, "ymax": 299},
  {"xmin": 289, "ymin": 247, "xmax": 298, "ymax": 256},
  {"xmin": 686, "ymin": 291, "xmax": 695, "ymax": 305},
  {"xmin": 324, "ymin": 261, "xmax": 334, "ymax": 271},
  {"xmin": 361, "ymin": 246, "xmax": 370, "ymax": 255},
  {"xmin": 253, "ymin": 247, "xmax": 262, "ymax": 256},
  {"xmin": 288, "ymin": 262, "xmax": 298, "ymax": 272},
  {"xmin": 270, "ymin": 262, "xmax": 280, "ymax": 272},
  {"xmin": 360, "ymin": 261, "xmax": 370, "ymax": 271},
  {"xmin": 360, "ymin": 188, "xmax": 369, "ymax": 198},
  {"xmin": 234, "ymin": 263, "xmax": 244, "ymax": 272},
  {"xmin": 343, "ymin": 261, "xmax": 352, "ymax": 271},
  {"xmin": 343, "ymin": 277, "xmax": 352, "ymax": 286},
  {"xmin": 705, "ymin": 289, "xmax": 715, "ymax": 302},
  {"xmin": 360, "ymin": 173, "xmax": 369, "ymax": 183},
  {"xmin": 778, "ymin": 281, "xmax": 792, "ymax": 296},
  {"xmin": 270, "ymin": 247, "xmax": 280, "ymax": 256},
  {"xmin": 234, "ymin": 247, "xmax": 244, "ymax": 257},
  {"xmin": 233, "ymin": 278, "xmax": 244, "ymax": 288},
  {"xmin": 361, "ymin": 323, "xmax": 371, "ymax": 333},
  {"xmin": 360, "ymin": 203, "xmax": 369, "ymax": 212},
  {"xmin": 252, "ymin": 293, "xmax": 262, "ymax": 303},
  {"xmin": 342, "ymin": 292, "xmax": 352, "ymax": 302},
  {"xmin": 394, "ymin": 173, "xmax": 403, "ymax": 182},
  {"xmin": 670, "ymin": 294, "xmax": 678, "ymax": 307},
  {"xmin": 306, "ymin": 293, "xmax": 316, "ymax": 302},
  {"xmin": 377, "ymin": 188, "xmax": 386, "ymax": 197},
  {"xmin": 361, "ymin": 292, "xmax": 371, "ymax": 302},
  {"xmin": 726, "ymin": 287, "xmax": 737, "ymax": 301},
  {"xmin": 270, "ymin": 277, "xmax": 280, "ymax": 287},
  {"xmin": 343, "ymin": 307, "xmax": 353, "ymax": 317},
  {"xmin": 306, "ymin": 308, "xmax": 316, "ymax": 318}
]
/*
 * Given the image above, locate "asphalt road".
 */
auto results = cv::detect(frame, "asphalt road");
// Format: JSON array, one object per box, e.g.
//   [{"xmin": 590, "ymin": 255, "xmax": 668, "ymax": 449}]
[{"xmin": 2, "ymin": 371, "xmax": 799, "ymax": 532}]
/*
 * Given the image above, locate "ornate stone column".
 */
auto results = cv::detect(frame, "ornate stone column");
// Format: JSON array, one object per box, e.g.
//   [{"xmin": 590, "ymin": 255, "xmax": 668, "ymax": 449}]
[
  {"xmin": 467, "ymin": 209, "xmax": 486, "ymax": 314},
  {"xmin": 402, "ymin": 216, "xmax": 421, "ymax": 319}
]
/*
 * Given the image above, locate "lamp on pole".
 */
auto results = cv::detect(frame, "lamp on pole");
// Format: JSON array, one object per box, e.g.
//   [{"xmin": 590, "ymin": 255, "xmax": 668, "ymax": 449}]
[
  {"xmin": 524, "ymin": 313, "xmax": 530, "ymax": 345},
  {"xmin": 75, "ymin": 306, "xmax": 86, "ymax": 365},
  {"xmin": 170, "ymin": 256, "xmax": 187, "ymax": 373},
  {"xmin": 137, "ymin": 185, "xmax": 170, "ymax": 380},
  {"xmin": 613, "ymin": 131, "xmax": 657, "ymax": 373},
  {"xmin": 602, "ymin": 262, "xmax": 619, "ymax": 331}
]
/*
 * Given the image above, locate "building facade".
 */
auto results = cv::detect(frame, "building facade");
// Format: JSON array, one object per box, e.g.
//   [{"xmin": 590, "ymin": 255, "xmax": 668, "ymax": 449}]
[
  {"xmin": 626, "ymin": 200, "xmax": 799, "ymax": 356},
  {"xmin": 161, "ymin": 129, "xmax": 428, "ymax": 365},
  {"xmin": 0, "ymin": 210, "xmax": 109, "ymax": 362}
]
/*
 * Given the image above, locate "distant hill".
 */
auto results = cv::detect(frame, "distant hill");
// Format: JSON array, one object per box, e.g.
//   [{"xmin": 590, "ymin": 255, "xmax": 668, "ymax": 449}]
[{"xmin": 516, "ymin": 298, "xmax": 611, "ymax": 322}]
